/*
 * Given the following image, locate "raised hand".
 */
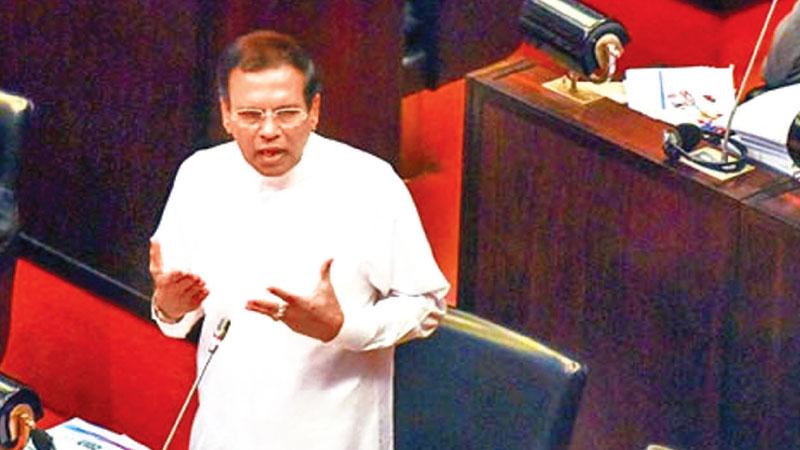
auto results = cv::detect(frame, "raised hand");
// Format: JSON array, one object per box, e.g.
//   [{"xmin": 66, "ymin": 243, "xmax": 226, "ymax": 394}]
[
  {"xmin": 246, "ymin": 258, "xmax": 344, "ymax": 342},
  {"xmin": 149, "ymin": 239, "xmax": 208, "ymax": 321}
]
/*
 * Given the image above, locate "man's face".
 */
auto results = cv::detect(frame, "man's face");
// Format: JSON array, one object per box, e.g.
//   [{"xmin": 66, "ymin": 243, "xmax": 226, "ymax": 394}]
[{"xmin": 220, "ymin": 65, "xmax": 320, "ymax": 177}]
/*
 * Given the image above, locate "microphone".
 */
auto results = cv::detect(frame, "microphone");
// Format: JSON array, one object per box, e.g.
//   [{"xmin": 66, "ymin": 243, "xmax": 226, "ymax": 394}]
[
  {"xmin": 720, "ymin": 0, "xmax": 781, "ymax": 161},
  {"xmin": 160, "ymin": 317, "xmax": 231, "ymax": 450}
]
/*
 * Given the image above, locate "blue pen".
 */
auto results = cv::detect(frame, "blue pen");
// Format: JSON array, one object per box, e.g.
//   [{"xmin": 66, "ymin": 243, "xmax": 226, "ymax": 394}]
[{"xmin": 658, "ymin": 70, "xmax": 666, "ymax": 110}]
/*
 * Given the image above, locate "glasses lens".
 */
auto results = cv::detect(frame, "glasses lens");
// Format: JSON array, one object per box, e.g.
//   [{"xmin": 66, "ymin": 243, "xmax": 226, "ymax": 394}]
[
  {"xmin": 233, "ymin": 108, "xmax": 307, "ymax": 128},
  {"xmin": 235, "ymin": 109, "xmax": 265, "ymax": 126},
  {"xmin": 274, "ymin": 108, "xmax": 307, "ymax": 128}
]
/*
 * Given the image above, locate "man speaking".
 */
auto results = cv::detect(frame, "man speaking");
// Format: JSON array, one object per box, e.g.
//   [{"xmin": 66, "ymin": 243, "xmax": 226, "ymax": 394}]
[{"xmin": 149, "ymin": 30, "xmax": 449, "ymax": 449}]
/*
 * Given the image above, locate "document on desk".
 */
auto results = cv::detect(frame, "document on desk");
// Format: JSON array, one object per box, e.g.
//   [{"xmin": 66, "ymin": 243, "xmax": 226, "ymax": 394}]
[
  {"xmin": 623, "ymin": 66, "xmax": 737, "ymax": 130},
  {"xmin": 29, "ymin": 417, "xmax": 151, "ymax": 450},
  {"xmin": 729, "ymin": 83, "xmax": 800, "ymax": 177}
]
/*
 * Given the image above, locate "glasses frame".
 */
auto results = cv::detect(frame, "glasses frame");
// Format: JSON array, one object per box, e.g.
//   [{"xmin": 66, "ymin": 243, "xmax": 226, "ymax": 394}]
[{"xmin": 231, "ymin": 106, "xmax": 309, "ymax": 129}]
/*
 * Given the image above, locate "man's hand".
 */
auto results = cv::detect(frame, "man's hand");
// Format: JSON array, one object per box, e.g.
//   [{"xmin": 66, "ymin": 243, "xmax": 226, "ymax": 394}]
[
  {"xmin": 149, "ymin": 240, "xmax": 208, "ymax": 321},
  {"xmin": 246, "ymin": 259, "xmax": 344, "ymax": 342}
]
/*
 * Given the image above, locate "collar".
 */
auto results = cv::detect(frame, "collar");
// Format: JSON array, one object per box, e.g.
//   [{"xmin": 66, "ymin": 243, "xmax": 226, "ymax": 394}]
[{"xmin": 235, "ymin": 133, "xmax": 320, "ymax": 194}]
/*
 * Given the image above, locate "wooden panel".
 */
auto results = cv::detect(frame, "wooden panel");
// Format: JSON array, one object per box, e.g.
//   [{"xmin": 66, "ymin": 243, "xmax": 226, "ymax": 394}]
[
  {"xmin": 729, "ymin": 187, "xmax": 800, "ymax": 449},
  {"xmin": 436, "ymin": 1, "xmax": 521, "ymax": 85},
  {"xmin": 403, "ymin": 0, "xmax": 521, "ymax": 94},
  {"xmin": 0, "ymin": 1, "xmax": 206, "ymax": 299},
  {"xmin": 459, "ymin": 59, "xmax": 788, "ymax": 450}
]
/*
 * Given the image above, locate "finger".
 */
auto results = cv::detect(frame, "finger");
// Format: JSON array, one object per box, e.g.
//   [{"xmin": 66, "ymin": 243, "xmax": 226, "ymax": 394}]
[
  {"xmin": 319, "ymin": 258, "xmax": 334, "ymax": 281},
  {"xmin": 245, "ymin": 300, "xmax": 280, "ymax": 316},
  {"xmin": 163, "ymin": 271, "xmax": 203, "ymax": 286},
  {"xmin": 189, "ymin": 287, "xmax": 209, "ymax": 305},
  {"xmin": 267, "ymin": 287, "xmax": 300, "ymax": 305},
  {"xmin": 149, "ymin": 240, "xmax": 163, "ymax": 276},
  {"xmin": 159, "ymin": 271, "xmax": 189, "ymax": 288},
  {"xmin": 179, "ymin": 285, "xmax": 204, "ymax": 303},
  {"xmin": 176, "ymin": 275, "xmax": 206, "ymax": 294}
]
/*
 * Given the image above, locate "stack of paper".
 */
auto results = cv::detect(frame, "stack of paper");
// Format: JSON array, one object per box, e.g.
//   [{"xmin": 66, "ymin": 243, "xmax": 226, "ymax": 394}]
[
  {"xmin": 623, "ymin": 66, "xmax": 737, "ymax": 130},
  {"xmin": 729, "ymin": 83, "xmax": 800, "ymax": 177}
]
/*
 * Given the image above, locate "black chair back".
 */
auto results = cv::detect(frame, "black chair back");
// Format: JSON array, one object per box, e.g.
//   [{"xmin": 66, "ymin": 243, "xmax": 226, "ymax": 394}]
[
  {"xmin": 395, "ymin": 309, "xmax": 587, "ymax": 450},
  {"xmin": 0, "ymin": 90, "xmax": 31, "ymax": 362}
]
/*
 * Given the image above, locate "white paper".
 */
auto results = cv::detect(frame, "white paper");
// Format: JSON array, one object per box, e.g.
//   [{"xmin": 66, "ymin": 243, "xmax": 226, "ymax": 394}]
[
  {"xmin": 729, "ymin": 83, "xmax": 800, "ymax": 177},
  {"xmin": 623, "ymin": 66, "xmax": 737, "ymax": 129},
  {"xmin": 41, "ymin": 417, "xmax": 151, "ymax": 450},
  {"xmin": 731, "ymin": 83, "xmax": 800, "ymax": 146}
]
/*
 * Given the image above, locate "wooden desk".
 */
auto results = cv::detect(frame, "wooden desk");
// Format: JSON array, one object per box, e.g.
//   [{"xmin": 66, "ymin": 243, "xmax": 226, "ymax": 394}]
[
  {"xmin": 731, "ymin": 182, "xmax": 800, "ymax": 449},
  {"xmin": 458, "ymin": 59, "xmax": 797, "ymax": 450}
]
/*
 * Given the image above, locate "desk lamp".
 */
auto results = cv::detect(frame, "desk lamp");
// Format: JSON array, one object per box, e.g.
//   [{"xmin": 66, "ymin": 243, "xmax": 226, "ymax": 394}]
[
  {"xmin": 0, "ymin": 374, "xmax": 52, "ymax": 450},
  {"xmin": 520, "ymin": 0, "xmax": 629, "ymax": 104}
]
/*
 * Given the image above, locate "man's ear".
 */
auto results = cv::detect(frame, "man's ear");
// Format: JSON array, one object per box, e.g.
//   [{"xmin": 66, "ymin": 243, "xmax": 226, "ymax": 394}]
[
  {"xmin": 308, "ymin": 92, "xmax": 322, "ymax": 131},
  {"xmin": 220, "ymin": 97, "xmax": 233, "ymax": 134},
  {"xmin": 309, "ymin": 93, "xmax": 321, "ymax": 131}
]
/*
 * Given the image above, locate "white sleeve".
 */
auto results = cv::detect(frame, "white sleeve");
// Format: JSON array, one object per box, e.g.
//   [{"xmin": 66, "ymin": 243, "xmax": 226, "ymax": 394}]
[
  {"xmin": 151, "ymin": 303, "xmax": 205, "ymax": 338},
  {"xmin": 150, "ymin": 159, "xmax": 205, "ymax": 338},
  {"xmin": 331, "ymin": 291, "xmax": 447, "ymax": 351},
  {"xmin": 329, "ymin": 173, "xmax": 449, "ymax": 351}
]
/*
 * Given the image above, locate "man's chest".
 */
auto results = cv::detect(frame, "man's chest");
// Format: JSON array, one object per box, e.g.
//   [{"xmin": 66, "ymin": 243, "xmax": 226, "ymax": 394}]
[{"xmin": 184, "ymin": 185, "xmax": 376, "ymax": 294}]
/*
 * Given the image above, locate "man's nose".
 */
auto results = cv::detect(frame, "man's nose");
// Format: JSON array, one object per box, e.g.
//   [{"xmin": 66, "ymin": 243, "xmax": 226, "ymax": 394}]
[{"xmin": 257, "ymin": 115, "xmax": 281, "ymax": 137}]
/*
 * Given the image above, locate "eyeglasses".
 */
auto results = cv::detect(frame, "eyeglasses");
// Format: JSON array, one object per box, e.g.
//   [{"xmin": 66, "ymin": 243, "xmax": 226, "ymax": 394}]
[{"xmin": 231, "ymin": 107, "xmax": 309, "ymax": 129}]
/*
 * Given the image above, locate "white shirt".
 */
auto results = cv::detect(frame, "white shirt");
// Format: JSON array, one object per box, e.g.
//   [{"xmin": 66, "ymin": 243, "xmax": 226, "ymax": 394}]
[{"xmin": 152, "ymin": 133, "xmax": 449, "ymax": 450}]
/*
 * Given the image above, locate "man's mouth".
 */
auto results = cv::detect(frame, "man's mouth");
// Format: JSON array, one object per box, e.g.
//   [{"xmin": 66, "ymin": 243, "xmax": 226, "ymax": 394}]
[{"xmin": 258, "ymin": 148, "xmax": 283, "ymax": 158}]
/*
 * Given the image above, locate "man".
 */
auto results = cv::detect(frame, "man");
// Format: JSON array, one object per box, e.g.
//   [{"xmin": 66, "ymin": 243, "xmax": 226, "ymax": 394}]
[
  {"xmin": 149, "ymin": 30, "xmax": 448, "ymax": 449},
  {"xmin": 763, "ymin": 0, "xmax": 800, "ymax": 89}
]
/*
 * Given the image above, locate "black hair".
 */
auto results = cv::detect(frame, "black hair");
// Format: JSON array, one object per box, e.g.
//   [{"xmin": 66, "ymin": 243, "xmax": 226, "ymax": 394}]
[{"xmin": 216, "ymin": 30, "xmax": 322, "ymax": 107}]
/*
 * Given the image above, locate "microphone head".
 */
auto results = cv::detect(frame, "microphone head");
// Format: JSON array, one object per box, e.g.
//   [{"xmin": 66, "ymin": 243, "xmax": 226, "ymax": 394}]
[{"xmin": 214, "ymin": 317, "xmax": 231, "ymax": 341}]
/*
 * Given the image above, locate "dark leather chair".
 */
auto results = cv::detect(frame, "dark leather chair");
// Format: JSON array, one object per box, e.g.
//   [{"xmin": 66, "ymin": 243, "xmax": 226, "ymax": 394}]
[
  {"xmin": 395, "ymin": 309, "xmax": 587, "ymax": 450},
  {"xmin": 0, "ymin": 90, "xmax": 31, "ymax": 362}
]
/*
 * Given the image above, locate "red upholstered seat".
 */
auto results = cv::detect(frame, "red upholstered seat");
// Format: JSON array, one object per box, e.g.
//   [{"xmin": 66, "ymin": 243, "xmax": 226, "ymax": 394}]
[
  {"xmin": 37, "ymin": 408, "xmax": 67, "ymax": 430},
  {"xmin": 0, "ymin": 259, "xmax": 197, "ymax": 450}
]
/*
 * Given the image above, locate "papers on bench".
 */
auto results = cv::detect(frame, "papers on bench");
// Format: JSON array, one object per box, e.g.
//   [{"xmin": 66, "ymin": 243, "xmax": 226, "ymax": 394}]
[
  {"xmin": 25, "ymin": 417, "xmax": 151, "ymax": 450},
  {"xmin": 623, "ymin": 66, "xmax": 737, "ymax": 129},
  {"xmin": 623, "ymin": 65, "xmax": 800, "ymax": 177},
  {"xmin": 729, "ymin": 83, "xmax": 800, "ymax": 177}
]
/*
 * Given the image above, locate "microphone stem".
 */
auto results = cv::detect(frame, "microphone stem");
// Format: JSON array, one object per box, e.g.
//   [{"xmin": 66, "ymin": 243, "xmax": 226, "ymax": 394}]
[
  {"xmin": 721, "ymin": 0, "xmax": 780, "ymax": 161},
  {"xmin": 161, "ymin": 345, "xmax": 219, "ymax": 450}
]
